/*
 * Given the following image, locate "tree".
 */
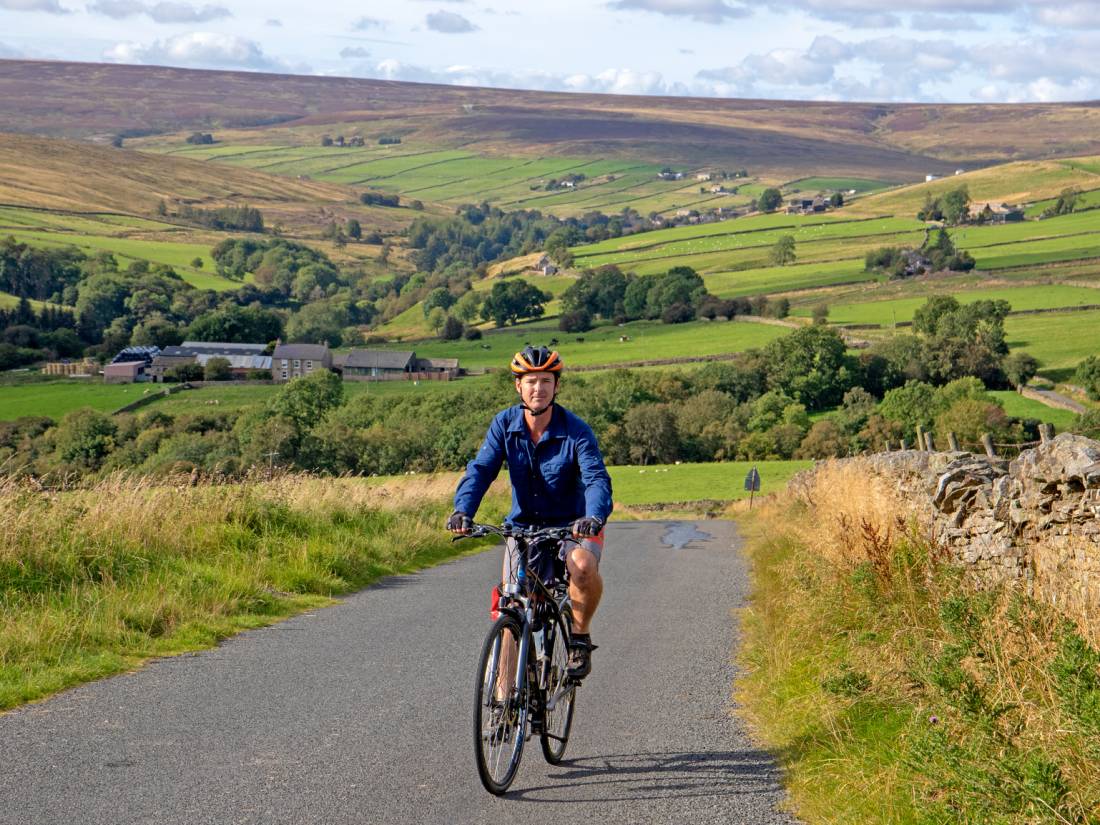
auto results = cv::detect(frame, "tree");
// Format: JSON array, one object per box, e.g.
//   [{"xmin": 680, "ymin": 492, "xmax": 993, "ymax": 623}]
[
  {"xmin": 186, "ymin": 306, "xmax": 284, "ymax": 344},
  {"xmin": 935, "ymin": 398, "xmax": 1012, "ymax": 447},
  {"xmin": 203, "ymin": 357, "xmax": 232, "ymax": 381},
  {"xmin": 769, "ymin": 235, "xmax": 796, "ymax": 266},
  {"xmin": 878, "ymin": 380, "xmax": 938, "ymax": 438},
  {"xmin": 190, "ymin": 256, "xmax": 204, "ymax": 268},
  {"xmin": 1043, "ymin": 187, "xmax": 1079, "ymax": 218},
  {"xmin": 285, "ymin": 300, "xmax": 352, "ymax": 346},
  {"xmin": 562, "ymin": 265, "xmax": 629, "ymax": 319},
  {"xmin": 940, "ymin": 186, "xmax": 970, "ymax": 225},
  {"xmin": 346, "ymin": 219, "xmax": 362, "ymax": 240},
  {"xmin": 452, "ymin": 290, "xmax": 483, "ymax": 323},
  {"xmin": 427, "ymin": 306, "xmax": 447, "ymax": 333},
  {"xmin": 811, "ymin": 304, "xmax": 829, "ymax": 325},
  {"xmin": 758, "ymin": 188, "xmax": 783, "ymax": 212},
  {"xmin": 165, "ymin": 363, "xmax": 205, "ymax": 382},
  {"xmin": 829, "ymin": 192, "xmax": 844, "ymax": 208},
  {"xmin": 269, "ymin": 368, "xmax": 344, "ymax": 430},
  {"xmin": 796, "ymin": 420, "xmax": 848, "ymax": 459},
  {"xmin": 623, "ymin": 403, "xmax": 679, "ymax": 465},
  {"xmin": 440, "ymin": 315, "xmax": 464, "ymax": 340},
  {"xmin": 761, "ymin": 326, "xmax": 853, "ymax": 410},
  {"xmin": 1002, "ymin": 351, "xmax": 1039, "ymax": 388},
  {"xmin": 559, "ymin": 309, "xmax": 593, "ymax": 333},
  {"xmin": 422, "ymin": 287, "xmax": 456, "ymax": 317},
  {"xmin": 912, "ymin": 295, "xmax": 961, "ymax": 335},
  {"xmin": 55, "ymin": 408, "xmax": 117, "ymax": 470},
  {"xmin": 480, "ymin": 279, "xmax": 552, "ymax": 327},
  {"xmin": 131, "ymin": 317, "xmax": 183, "ymax": 348},
  {"xmin": 1076, "ymin": 355, "xmax": 1100, "ymax": 400}
]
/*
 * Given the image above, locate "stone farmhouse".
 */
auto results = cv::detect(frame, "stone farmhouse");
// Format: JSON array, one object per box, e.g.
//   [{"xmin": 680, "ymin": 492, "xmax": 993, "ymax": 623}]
[{"xmin": 272, "ymin": 342, "xmax": 332, "ymax": 383}]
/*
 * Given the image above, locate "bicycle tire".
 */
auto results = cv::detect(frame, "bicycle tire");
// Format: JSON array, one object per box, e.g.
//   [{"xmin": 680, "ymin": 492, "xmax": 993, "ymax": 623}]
[
  {"xmin": 540, "ymin": 604, "xmax": 576, "ymax": 765},
  {"xmin": 473, "ymin": 613, "xmax": 528, "ymax": 794}
]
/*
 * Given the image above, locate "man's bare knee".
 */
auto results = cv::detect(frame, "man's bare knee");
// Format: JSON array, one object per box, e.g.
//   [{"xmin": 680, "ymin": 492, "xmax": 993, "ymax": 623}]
[{"xmin": 568, "ymin": 548, "xmax": 600, "ymax": 587}]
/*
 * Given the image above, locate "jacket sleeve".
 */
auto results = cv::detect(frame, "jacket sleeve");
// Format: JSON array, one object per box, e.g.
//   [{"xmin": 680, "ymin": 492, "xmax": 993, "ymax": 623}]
[
  {"xmin": 576, "ymin": 424, "xmax": 613, "ymax": 523},
  {"xmin": 454, "ymin": 414, "xmax": 506, "ymax": 518}
]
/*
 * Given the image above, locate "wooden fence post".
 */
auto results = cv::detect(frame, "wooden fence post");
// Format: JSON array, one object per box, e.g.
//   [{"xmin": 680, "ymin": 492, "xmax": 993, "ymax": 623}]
[
  {"xmin": 915, "ymin": 425, "xmax": 925, "ymax": 452},
  {"xmin": 900, "ymin": 437, "xmax": 908, "ymax": 451},
  {"xmin": 948, "ymin": 431, "xmax": 960, "ymax": 452},
  {"xmin": 981, "ymin": 433, "xmax": 997, "ymax": 458},
  {"xmin": 924, "ymin": 431, "xmax": 936, "ymax": 452}
]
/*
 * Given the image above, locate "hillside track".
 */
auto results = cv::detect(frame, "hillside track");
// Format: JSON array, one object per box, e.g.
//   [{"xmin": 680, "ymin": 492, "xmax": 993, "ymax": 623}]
[{"xmin": 0, "ymin": 520, "xmax": 797, "ymax": 825}]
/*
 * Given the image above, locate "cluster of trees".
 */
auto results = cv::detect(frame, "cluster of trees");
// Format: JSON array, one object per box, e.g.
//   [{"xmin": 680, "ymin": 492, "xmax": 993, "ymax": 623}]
[
  {"xmin": 757, "ymin": 188, "xmax": 783, "ymax": 212},
  {"xmin": 378, "ymin": 136, "xmax": 402, "ymax": 145},
  {"xmin": 211, "ymin": 238, "xmax": 347, "ymax": 301},
  {"xmin": 866, "ymin": 229, "xmax": 975, "ymax": 279},
  {"xmin": 169, "ymin": 203, "xmax": 265, "ymax": 233},
  {"xmin": 557, "ymin": 264, "xmax": 788, "ymax": 332},
  {"xmin": 0, "ymin": 238, "xmax": 85, "ymax": 302},
  {"xmin": 1042, "ymin": 188, "xmax": 1079, "ymax": 218},
  {"xmin": 360, "ymin": 192, "xmax": 401, "ymax": 208},
  {"xmin": 0, "ymin": 298, "xmax": 81, "ymax": 369},
  {"xmin": 320, "ymin": 135, "xmax": 366, "ymax": 147},
  {"xmin": 185, "ymin": 132, "xmax": 215, "ymax": 145},
  {"xmin": 917, "ymin": 186, "xmax": 970, "ymax": 224}
]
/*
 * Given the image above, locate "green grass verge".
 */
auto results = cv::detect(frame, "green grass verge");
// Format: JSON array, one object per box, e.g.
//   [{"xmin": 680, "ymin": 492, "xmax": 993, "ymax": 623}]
[
  {"xmin": 737, "ymin": 483, "xmax": 1100, "ymax": 823},
  {"xmin": 607, "ymin": 460, "xmax": 810, "ymax": 505},
  {"xmin": 0, "ymin": 474, "xmax": 508, "ymax": 711}
]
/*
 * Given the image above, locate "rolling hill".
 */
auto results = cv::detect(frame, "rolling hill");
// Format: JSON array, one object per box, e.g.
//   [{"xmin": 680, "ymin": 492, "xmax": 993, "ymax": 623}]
[{"xmin": 5, "ymin": 60, "xmax": 1100, "ymax": 182}]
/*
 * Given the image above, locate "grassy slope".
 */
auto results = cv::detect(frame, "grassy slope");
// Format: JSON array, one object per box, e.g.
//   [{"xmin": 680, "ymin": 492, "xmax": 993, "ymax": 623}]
[
  {"xmin": 1004, "ymin": 309, "xmax": 1100, "ymax": 380},
  {"xmin": 0, "ymin": 381, "xmax": 151, "ymax": 420},
  {"xmin": 382, "ymin": 317, "xmax": 790, "ymax": 369},
  {"xmin": 0, "ymin": 473, "xmax": 509, "ymax": 710}
]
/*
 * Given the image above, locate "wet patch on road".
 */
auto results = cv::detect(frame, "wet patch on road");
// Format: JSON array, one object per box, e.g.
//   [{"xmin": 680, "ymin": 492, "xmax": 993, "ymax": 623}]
[{"xmin": 660, "ymin": 523, "xmax": 712, "ymax": 550}]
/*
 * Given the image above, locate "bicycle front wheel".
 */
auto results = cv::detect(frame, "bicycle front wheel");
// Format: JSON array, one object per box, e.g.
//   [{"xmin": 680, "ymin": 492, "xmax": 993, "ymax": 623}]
[
  {"xmin": 540, "ymin": 605, "xmax": 576, "ymax": 765},
  {"xmin": 473, "ymin": 614, "xmax": 528, "ymax": 794}
]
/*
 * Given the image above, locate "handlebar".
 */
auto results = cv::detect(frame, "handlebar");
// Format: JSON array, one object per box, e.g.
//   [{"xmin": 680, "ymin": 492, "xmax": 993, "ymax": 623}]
[{"xmin": 451, "ymin": 523, "xmax": 577, "ymax": 544}]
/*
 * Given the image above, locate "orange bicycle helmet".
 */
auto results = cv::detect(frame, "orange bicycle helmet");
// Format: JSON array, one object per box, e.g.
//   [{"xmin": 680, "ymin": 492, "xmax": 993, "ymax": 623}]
[{"xmin": 510, "ymin": 345, "xmax": 563, "ymax": 377}]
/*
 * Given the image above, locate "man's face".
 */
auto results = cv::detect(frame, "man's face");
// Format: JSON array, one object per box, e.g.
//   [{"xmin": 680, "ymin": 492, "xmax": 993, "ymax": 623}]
[{"xmin": 516, "ymin": 372, "xmax": 557, "ymax": 410}]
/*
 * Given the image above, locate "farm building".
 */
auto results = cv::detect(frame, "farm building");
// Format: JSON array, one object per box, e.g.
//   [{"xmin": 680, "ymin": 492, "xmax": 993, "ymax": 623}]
[
  {"xmin": 149, "ymin": 341, "xmax": 269, "ymax": 382},
  {"xmin": 341, "ymin": 350, "xmax": 460, "ymax": 381},
  {"xmin": 104, "ymin": 361, "xmax": 149, "ymax": 384},
  {"xmin": 111, "ymin": 346, "xmax": 160, "ymax": 366},
  {"xmin": 272, "ymin": 342, "xmax": 332, "ymax": 382}
]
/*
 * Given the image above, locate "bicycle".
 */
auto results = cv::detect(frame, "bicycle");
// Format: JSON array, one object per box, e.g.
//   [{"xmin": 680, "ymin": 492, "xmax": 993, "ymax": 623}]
[{"xmin": 454, "ymin": 523, "xmax": 579, "ymax": 795}]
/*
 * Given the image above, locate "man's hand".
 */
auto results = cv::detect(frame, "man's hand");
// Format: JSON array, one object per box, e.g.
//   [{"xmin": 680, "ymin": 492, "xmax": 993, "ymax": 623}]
[
  {"xmin": 571, "ymin": 516, "xmax": 604, "ymax": 538},
  {"xmin": 447, "ymin": 510, "xmax": 472, "ymax": 534}
]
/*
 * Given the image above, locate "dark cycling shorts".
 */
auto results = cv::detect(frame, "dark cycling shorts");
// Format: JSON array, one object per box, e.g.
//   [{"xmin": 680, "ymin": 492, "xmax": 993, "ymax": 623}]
[{"xmin": 503, "ymin": 529, "xmax": 605, "ymax": 586}]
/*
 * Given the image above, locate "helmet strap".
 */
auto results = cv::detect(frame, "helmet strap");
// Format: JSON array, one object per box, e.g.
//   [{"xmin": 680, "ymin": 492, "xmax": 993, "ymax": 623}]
[{"xmin": 521, "ymin": 399, "xmax": 555, "ymax": 417}]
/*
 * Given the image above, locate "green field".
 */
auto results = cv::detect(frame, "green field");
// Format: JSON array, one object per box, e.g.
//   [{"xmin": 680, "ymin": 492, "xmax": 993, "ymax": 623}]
[
  {"xmin": 0, "ymin": 380, "xmax": 146, "ymax": 420},
  {"xmin": 145, "ymin": 138, "xmax": 739, "ymax": 218},
  {"xmin": 988, "ymin": 391, "xmax": 1080, "ymax": 430},
  {"xmin": 386, "ymin": 317, "xmax": 790, "ymax": 369},
  {"xmin": 607, "ymin": 460, "xmax": 811, "ymax": 505},
  {"xmin": 809, "ymin": 284, "xmax": 1100, "ymax": 326},
  {"xmin": 1004, "ymin": 309, "xmax": 1100, "ymax": 380}
]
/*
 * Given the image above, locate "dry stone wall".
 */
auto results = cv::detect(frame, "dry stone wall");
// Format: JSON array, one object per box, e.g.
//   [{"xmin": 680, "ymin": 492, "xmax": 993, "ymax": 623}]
[{"xmin": 799, "ymin": 434, "xmax": 1100, "ymax": 628}]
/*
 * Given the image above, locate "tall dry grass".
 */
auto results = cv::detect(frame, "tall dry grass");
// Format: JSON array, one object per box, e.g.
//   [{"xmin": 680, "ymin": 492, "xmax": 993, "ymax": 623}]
[
  {"xmin": 0, "ymin": 471, "xmax": 508, "ymax": 711},
  {"xmin": 736, "ymin": 464, "xmax": 1100, "ymax": 824}
]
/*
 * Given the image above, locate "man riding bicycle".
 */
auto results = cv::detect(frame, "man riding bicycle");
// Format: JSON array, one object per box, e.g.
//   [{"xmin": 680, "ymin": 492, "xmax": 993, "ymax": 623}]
[{"xmin": 447, "ymin": 345, "xmax": 613, "ymax": 680}]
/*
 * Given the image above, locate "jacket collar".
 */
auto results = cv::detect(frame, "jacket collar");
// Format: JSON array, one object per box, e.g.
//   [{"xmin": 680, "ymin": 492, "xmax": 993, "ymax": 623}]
[{"xmin": 506, "ymin": 403, "xmax": 566, "ymax": 440}]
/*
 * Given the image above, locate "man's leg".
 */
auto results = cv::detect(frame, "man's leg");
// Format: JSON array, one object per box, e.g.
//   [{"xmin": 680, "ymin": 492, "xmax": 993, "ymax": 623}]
[{"xmin": 566, "ymin": 545, "xmax": 603, "ymax": 634}]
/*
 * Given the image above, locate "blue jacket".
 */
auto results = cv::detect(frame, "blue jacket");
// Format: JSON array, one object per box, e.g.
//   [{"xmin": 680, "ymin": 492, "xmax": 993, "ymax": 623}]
[{"xmin": 454, "ymin": 404, "xmax": 613, "ymax": 527}]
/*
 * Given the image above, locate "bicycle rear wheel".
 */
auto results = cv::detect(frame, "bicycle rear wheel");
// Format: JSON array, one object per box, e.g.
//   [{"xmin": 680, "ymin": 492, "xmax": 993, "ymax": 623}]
[
  {"xmin": 540, "ymin": 605, "xmax": 575, "ymax": 765},
  {"xmin": 473, "ymin": 614, "xmax": 528, "ymax": 794}
]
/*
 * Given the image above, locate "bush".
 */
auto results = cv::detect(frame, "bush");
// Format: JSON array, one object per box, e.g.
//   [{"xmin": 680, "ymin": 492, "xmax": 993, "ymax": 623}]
[
  {"xmin": 204, "ymin": 357, "xmax": 232, "ymax": 381},
  {"xmin": 165, "ymin": 363, "xmax": 204, "ymax": 383},
  {"xmin": 440, "ymin": 315, "xmax": 464, "ymax": 341},
  {"xmin": 559, "ymin": 309, "xmax": 593, "ymax": 333},
  {"xmin": 463, "ymin": 326, "xmax": 483, "ymax": 341},
  {"xmin": 1075, "ymin": 355, "xmax": 1100, "ymax": 401},
  {"xmin": 661, "ymin": 302, "xmax": 695, "ymax": 324}
]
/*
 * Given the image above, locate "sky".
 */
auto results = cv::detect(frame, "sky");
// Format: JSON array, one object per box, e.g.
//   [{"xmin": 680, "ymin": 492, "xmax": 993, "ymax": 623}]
[{"xmin": 2, "ymin": 0, "xmax": 1100, "ymax": 103}]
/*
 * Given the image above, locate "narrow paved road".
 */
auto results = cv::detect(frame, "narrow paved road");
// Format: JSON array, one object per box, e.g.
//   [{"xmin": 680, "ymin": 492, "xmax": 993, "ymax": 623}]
[{"xmin": 1, "ymin": 521, "xmax": 797, "ymax": 825}]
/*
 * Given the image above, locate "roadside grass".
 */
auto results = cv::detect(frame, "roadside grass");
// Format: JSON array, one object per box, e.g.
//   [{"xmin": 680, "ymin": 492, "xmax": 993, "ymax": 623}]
[
  {"xmin": 381, "ymin": 317, "xmax": 790, "ymax": 369},
  {"xmin": 0, "ymin": 472, "xmax": 509, "ymax": 711},
  {"xmin": 607, "ymin": 460, "xmax": 810, "ymax": 506},
  {"xmin": 736, "ymin": 462, "xmax": 1100, "ymax": 824}
]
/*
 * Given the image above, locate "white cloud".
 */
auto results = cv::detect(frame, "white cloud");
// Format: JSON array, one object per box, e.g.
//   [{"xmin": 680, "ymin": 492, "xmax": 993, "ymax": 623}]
[
  {"xmin": 340, "ymin": 46, "xmax": 370, "ymax": 59},
  {"xmin": 351, "ymin": 16, "xmax": 385, "ymax": 30},
  {"xmin": 0, "ymin": 0, "xmax": 69, "ymax": 13},
  {"xmin": 105, "ymin": 31, "xmax": 299, "ymax": 72},
  {"xmin": 87, "ymin": 0, "xmax": 230, "ymax": 21},
  {"xmin": 1030, "ymin": 1, "xmax": 1100, "ymax": 29},
  {"xmin": 425, "ymin": 10, "xmax": 478, "ymax": 32},
  {"xmin": 909, "ymin": 13, "xmax": 980, "ymax": 30},
  {"xmin": 608, "ymin": 0, "xmax": 749, "ymax": 23},
  {"xmin": 265, "ymin": 17, "xmax": 280, "ymax": 26}
]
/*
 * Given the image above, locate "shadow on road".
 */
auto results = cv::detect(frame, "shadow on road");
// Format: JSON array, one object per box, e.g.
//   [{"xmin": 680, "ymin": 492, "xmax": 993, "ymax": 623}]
[{"xmin": 506, "ymin": 748, "xmax": 784, "ymax": 803}]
